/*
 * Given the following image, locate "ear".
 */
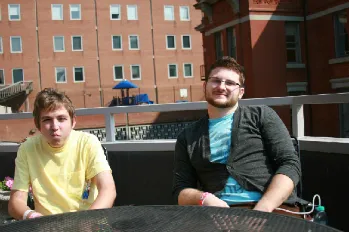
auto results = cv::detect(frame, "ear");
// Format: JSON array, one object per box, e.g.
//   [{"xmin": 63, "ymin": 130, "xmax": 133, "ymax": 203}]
[
  {"xmin": 238, "ymin": 87, "xmax": 245, "ymax": 99},
  {"xmin": 72, "ymin": 116, "xmax": 77, "ymax": 129},
  {"xmin": 203, "ymin": 81, "xmax": 207, "ymax": 94}
]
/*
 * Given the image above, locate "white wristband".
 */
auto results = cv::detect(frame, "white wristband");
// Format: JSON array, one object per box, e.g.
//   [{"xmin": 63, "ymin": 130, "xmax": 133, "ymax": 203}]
[{"xmin": 23, "ymin": 210, "xmax": 34, "ymax": 220}]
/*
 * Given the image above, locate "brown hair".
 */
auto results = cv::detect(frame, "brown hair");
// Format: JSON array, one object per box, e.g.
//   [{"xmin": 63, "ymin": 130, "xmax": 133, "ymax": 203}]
[
  {"xmin": 206, "ymin": 56, "xmax": 245, "ymax": 85},
  {"xmin": 33, "ymin": 88, "xmax": 75, "ymax": 129}
]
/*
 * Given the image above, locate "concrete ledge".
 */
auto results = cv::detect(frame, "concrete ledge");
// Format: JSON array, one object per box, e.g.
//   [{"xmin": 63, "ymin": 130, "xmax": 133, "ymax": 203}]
[
  {"xmin": 299, "ymin": 136, "xmax": 349, "ymax": 155},
  {"xmin": 103, "ymin": 140, "xmax": 176, "ymax": 152},
  {"xmin": 1, "ymin": 137, "xmax": 349, "ymax": 154}
]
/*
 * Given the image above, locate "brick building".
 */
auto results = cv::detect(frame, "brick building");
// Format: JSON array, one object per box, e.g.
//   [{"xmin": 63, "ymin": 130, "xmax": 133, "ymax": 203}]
[
  {"xmin": 0, "ymin": 0, "xmax": 205, "ymax": 141},
  {"xmin": 0, "ymin": 0, "xmax": 204, "ymax": 109},
  {"xmin": 194, "ymin": 0, "xmax": 349, "ymax": 137}
]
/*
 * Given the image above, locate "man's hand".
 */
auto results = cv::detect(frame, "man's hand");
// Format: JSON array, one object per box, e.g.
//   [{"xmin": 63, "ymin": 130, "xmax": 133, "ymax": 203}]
[{"xmin": 203, "ymin": 194, "xmax": 229, "ymax": 208}]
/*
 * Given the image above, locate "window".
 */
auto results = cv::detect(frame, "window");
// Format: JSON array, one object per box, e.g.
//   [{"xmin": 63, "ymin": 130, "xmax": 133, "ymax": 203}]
[
  {"xmin": 55, "ymin": 67, "xmax": 66, "ymax": 83},
  {"xmin": 183, "ymin": 63, "xmax": 193, "ymax": 78},
  {"xmin": 127, "ymin": 5, "xmax": 137, "ymax": 20},
  {"xmin": 285, "ymin": 22, "xmax": 301, "ymax": 63},
  {"xmin": 110, "ymin": 4, "xmax": 120, "ymax": 20},
  {"xmin": 10, "ymin": 36, "xmax": 22, "ymax": 53},
  {"xmin": 52, "ymin": 4, "xmax": 63, "ymax": 20},
  {"xmin": 70, "ymin": 4, "xmax": 81, "ymax": 20},
  {"xmin": 74, "ymin": 67, "xmax": 84, "ymax": 82},
  {"xmin": 130, "ymin": 65, "xmax": 141, "ymax": 80},
  {"xmin": 226, "ymin": 27, "xmax": 237, "ymax": 59},
  {"xmin": 164, "ymin": 6, "xmax": 174, "ymax": 21},
  {"xmin": 166, "ymin": 35, "xmax": 176, "ymax": 49},
  {"xmin": 215, "ymin": 32, "xmax": 223, "ymax": 60},
  {"xmin": 0, "ymin": 37, "xmax": 3, "ymax": 53},
  {"xmin": 168, "ymin": 64, "xmax": 178, "ymax": 78},
  {"xmin": 113, "ymin": 65, "xmax": 124, "ymax": 80},
  {"xmin": 0, "ymin": 70, "xmax": 4, "ymax": 85},
  {"xmin": 12, "ymin": 68, "xmax": 23, "ymax": 83},
  {"xmin": 180, "ymin": 6, "xmax": 190, "ymax": 21},
  {"xmin": 8, "ymin": 4, "xmax": 20, "ymax": 21},
  {"xmin": 53, "ymin": 36, "xmax": 65, "ymax": 52},
  {"xmin": 334, "ymin": 10, "xmax": 348, "ymax": 57},
  {"xmin": 112, "ymin": 35, "xmax": 122, "ymax": 50},
  {"xmin": 182, "ymin": 35, "xmax": 191, "ymax": 49},
  {"xmin": 129, "ymin": 35, "xmax": 139, "ymax": 50},
  {"xmin": 72, "ymin": 36, "xmax": 83, "ymax": 51}
]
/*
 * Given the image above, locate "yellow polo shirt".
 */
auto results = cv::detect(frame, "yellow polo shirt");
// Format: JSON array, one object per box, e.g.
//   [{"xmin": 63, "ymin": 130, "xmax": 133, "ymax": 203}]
[{"xmin": 12, "ymin": 130, "xmax": 111, "ymax": 215}]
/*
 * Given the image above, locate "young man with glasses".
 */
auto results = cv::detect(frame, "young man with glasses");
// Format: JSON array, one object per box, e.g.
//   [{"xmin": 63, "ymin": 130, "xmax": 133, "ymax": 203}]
[{"xmin": 173, "ymin": 56, "xmax": 303, "ymax": 216}]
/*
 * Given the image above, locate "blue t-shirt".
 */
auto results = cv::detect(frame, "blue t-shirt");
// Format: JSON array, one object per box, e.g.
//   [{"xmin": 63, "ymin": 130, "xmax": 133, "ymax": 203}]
[{"xmin": 209, "ymin": 112, "xmax": 262, "ymax": 205}]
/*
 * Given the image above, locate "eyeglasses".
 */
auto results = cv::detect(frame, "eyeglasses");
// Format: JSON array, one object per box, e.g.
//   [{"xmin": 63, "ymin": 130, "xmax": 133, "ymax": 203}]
[{"xmin": 207, "ymin": 77, "xmax": 241, "ymax": 88}]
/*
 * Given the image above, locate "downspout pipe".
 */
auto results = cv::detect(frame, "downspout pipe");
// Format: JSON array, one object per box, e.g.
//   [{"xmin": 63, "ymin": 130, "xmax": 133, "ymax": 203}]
[
  {"xmin": 149, "ymin": 0, "xmax": 159, "ymax": 104},
  {"xmin": 93, "ymin": 0, "xmax": 103, "ymax": 106},
  {"xmin": 303, "ymin": 0, "xmax": 313, "ymax": 136}
]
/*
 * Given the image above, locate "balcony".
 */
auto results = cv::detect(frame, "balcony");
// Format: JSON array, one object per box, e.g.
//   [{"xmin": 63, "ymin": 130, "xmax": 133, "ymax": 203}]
[
  {"xmin": 1, "ymin": 93, "xmax": 349, "ymax": 231},
  {"xmin": 0, "ymin": 81, "xmax": 33, "ymax": 112}
]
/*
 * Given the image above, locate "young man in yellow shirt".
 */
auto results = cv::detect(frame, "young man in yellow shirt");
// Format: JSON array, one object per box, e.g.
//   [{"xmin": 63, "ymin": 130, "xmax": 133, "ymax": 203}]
[{"xmin": 8, "ymin": 88, "xmax": 116, "ymax": 220}]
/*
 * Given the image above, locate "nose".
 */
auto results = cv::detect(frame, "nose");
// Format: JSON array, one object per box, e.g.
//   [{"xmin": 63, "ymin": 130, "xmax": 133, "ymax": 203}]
[
  {"xmin": 51, "ymin": 119, "xmax": 59, "ymax": 130},
  {"xmin": 216, "ymin": 80, "xmax": 227, "ymax": 89}
]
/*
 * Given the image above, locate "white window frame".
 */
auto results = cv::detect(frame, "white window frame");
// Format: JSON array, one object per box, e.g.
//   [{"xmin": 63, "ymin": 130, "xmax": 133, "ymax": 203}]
[
  {"xmin": 73, "ymin": 66, "xmax": 85, "ymax": 83},
  {"xmin": 127, "ymin": 5, "xmax": 138, "ymax": 20},
  {"xmin": 112, "ymin": 35, "xmax": 122, "ymax": 50},
  {"xmin": 168, "ymin": 64, "xmax": 178, "ymax": 79},
  {"xmin": 71, "ymin": 35, "xmax": 83, "ymax": 51},
  {"xmin": 181, "ymin": 35, "xmax": 191, "ymax": 50},
  {"xmin": 8, "ymin": 4, "xmax": 20, "ymax": 21},
  {"xmin": 129, "ymin": 35, "xmax": 140, "ymax": 50},
  {"xmin": 164, "ymin": 5, "xmax": 174, "ymax": 21},
  {"xmin": 113, "ymin": 65, "xmax": 124, "ymax": 80},
  {"xmin": 12, "ymin": 68, "xmax": 24, "ymax": 83},
  {"xmin": 53, "ymin": 36, "xmax": 65, "ymax": 52},
  {"xmin": 51, "ymin": 4, "xmax": 63, "ymax": 20},
  {"xmin": 183, "ymin": 63, "xmax": 193, "ymax": 78},
  {"xmin": 110, "ymin": 4, "xmax": 121, "ymax": 20},
  {"xmin": 10, "ymin": 36, "xmax": 22, "ymax": 53},
  {"xmin": 70, "ymin": 4, "xmax": 81, "ymax": 20},
  {"xmin": 0, "ymin": 69, "xmax": 5, "ymax": 85},
  {"xmin": 166, "ymin": 35, "xmax": 176, "ymax": 50},
  {"xmin": 179, "ymin": 6, "xmax": 190, "ymax": 21},
  {"xmin": 0, "ymin": 37, "xmax": 3, "ymax": 54},
  {"xmin": 55, "ymin": 67, "xmax": 67, "ymax": 83},
  {"xmin": 130, "ymin": 65, "xmax": 141, "ymax": 80},
  {"xmin": 285, "ymin": 22, "xmax": 301, "ymax": 63}
]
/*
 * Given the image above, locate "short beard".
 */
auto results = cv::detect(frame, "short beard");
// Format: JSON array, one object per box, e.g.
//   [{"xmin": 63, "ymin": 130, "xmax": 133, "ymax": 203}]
[
  {"xmin": 206, "ymin": 97, "xmax": 236, "ymax": 108},
  {"xmin": 205, "ymin": 90, "xmax": 237, "ymax": 109}
]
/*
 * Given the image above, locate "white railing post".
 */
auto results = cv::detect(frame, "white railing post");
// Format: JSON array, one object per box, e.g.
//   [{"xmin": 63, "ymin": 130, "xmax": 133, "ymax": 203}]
[
  {"xmin": 292, "ymin": 104, "xmax": 304, "ymax": 138},
  {"xmin": 105, "ymin": 113, "xmax": 115, "ymax": 142}
]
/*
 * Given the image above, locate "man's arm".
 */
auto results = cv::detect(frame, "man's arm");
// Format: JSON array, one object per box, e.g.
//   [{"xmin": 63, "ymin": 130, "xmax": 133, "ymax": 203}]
[
  {"xmin": 178, "ymin": 188, "xmax": 229, "ymax": 207},
  {"xmin": 8, "ymin": 190, "xmax": 43, "ymax": 220},
  {"xmin": 173, "ymin": 131, "xmax": 229, "ymax": 208},
  {"xmin": 254, "ymin": 106, "xmax": 301, "ymax": 212},
  {"xmin": 89, "ymin": 170, "xmax": 116, "ymax": 210},
  {"xmin": 253, "ymin": 174, "xmax": 294, "ymax": 212}
]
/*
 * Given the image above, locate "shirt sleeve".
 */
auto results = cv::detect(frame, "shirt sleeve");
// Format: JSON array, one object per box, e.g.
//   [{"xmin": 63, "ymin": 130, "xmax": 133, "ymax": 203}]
[
  {"xmin": 85, "ymin": 134, "xmax": 112, "ymax": 180},
  {"xmin": 12, "ymin": 144, "xmax": 30, "ymax": 192},
  {"xmin": 172, "ymin": 130, "xmax": 198, "ymax": 203},
  {"xmin": 260, "ymin": 106, "xmax": 301, "ymax": 187}
]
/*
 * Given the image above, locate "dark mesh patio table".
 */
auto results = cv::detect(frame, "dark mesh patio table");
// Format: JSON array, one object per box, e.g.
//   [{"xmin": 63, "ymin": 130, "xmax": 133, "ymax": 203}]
[{"xmin": 0, "ymin": 205, "xmax": 342, "ymax": 232}]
